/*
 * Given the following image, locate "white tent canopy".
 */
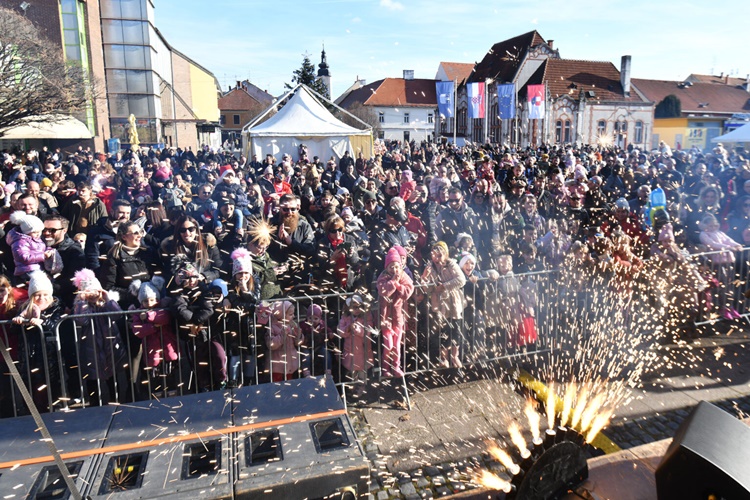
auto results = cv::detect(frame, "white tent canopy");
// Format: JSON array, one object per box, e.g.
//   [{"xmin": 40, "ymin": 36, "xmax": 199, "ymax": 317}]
[
  {"xmin": 242, "ymin": 85, "xmax": 372, "ymax": 161},
  {"xmin": 712, "ymin": 122, "xmax": 750, "ymax": 143},
  {"xmin": 0, "ymin": 114, "xmax": 92, "ymax": 139}
]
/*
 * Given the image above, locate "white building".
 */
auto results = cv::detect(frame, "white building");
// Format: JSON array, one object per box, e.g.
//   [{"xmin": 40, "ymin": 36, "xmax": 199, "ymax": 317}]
[{"xmin": 338, "ymin": 71, "xmax": 437, "ymax": 143}]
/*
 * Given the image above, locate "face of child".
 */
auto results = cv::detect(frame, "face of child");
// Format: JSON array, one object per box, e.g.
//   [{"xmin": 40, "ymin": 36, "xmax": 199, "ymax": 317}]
[
  {"xmin": 310, "ymin": 314, "xmax": 322, "ymax": 327},
  {"xmin": 387, "ymin": 260, "xmax": 402, "ymax": 277},
  {"xmin": 461, "ymin": 259, "xmax": 475, "ymax": 276},
  {"xmin": 497, "ymin": 257, "xmax": 512, "ymax": 275},
  {"xmin": 236, "ymin": 271, "xmax": 251, "ymax": 284},
  {"xmin": 30, "ymin": 230, "xmax": 41, "ymax": 239},
  {"xmin": 141, "ymin": 297, "xmax": 158, "ymax": 308},
  {"xmin": 32, "ymin": 291, "xmax": 52, "ymax": 309}
]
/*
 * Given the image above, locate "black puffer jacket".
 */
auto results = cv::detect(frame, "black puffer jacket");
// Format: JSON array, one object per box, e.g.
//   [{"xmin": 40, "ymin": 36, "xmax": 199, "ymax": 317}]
[{"xmin": 99, "ymin": 245, "xmax": 161, "ymax": 308}]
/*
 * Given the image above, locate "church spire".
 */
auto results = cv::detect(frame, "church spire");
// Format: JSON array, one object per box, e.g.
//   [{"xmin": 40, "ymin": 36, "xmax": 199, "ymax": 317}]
[{"xmin": 317, "ymin": 45, "xmax": 330, "ymax": 77}]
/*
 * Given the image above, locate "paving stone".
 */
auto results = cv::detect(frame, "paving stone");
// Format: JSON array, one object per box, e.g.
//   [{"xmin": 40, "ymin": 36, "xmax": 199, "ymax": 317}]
[
  {"xmin": 435, "ymin": 486, "xmax": 452, "ymax": 497},
  {"xmin": 400, "ymin": 482, "xmax": 417, "ymax": 497},
  {"xmin": 423, "ymin": 466, "xmax": 440, "ymax": 477},
  {"xmin": 405, "ymin": 494, "xmax": 421, "ymax": 500},
  {"xmin": 377, "ymin": 491, "xmax": 389, "ymax": 500},
  {"xmin": 416, "ymin": 477, "xmax": 430, "ymax": 488}
]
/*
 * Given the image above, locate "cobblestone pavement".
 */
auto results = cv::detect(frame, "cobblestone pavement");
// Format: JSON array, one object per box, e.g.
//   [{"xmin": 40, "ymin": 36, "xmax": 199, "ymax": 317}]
[{"xmin": 346, "ymin": 326, "xmax": 750, "ymax": 499}]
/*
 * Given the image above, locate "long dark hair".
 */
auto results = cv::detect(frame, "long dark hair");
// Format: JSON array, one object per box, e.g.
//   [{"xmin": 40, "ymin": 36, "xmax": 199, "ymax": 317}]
[{"xmin": 172, "ymin": 214, "xmax": 209, "ymax": 270}]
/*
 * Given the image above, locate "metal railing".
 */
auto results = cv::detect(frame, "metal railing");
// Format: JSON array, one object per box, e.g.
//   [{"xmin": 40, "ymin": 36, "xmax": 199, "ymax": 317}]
[{"xmin": 2, "ymin": 246, "xmax": 749, "ymax": 417}]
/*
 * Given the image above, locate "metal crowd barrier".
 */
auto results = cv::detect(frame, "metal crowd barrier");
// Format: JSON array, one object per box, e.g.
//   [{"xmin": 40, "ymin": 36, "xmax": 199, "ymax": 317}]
[{"xmin": 2, "ymin": 248, "xmax": 749, "ymax": 417}]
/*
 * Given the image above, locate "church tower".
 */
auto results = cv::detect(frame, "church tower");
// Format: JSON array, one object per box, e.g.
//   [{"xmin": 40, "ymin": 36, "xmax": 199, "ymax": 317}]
[{"xmin": 317, "ymin": 46, "xmax": 331, "ymax": 98}]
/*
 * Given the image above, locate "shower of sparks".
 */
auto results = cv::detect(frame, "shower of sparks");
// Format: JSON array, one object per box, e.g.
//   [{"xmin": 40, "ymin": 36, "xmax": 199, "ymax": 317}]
[
  {"xmin": 524, "ymin": 399, "xmax": 542, "ymax": 444},
  {"xmin": 474, "ymin": 469, "xmax": 512, "ymax": 493},
  {"xmin": 508, "ymin": 421, "xmax": 530, "ymax": 458}
]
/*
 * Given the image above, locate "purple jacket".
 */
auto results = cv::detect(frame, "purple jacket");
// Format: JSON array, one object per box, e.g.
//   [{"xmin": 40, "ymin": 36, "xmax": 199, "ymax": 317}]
[{"xmin": 8, "ymin": 228, "xmax": 47, "ymax": 276}]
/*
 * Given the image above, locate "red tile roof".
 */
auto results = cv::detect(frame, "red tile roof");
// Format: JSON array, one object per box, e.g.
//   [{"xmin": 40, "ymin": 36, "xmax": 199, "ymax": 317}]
[
  {"xmin": 539, "ymin": 59, "xmax": 647, "ymax": 103},
  {"xmin": 632, "ymin": 78, "xmax": 750, "ymax": 115},
  {"xmin": 687, "ymin": 73, "xmax": 748, "ymax": 87},
  {"xmin": 338, "ymin": 78, "xmax": 437, "ymax": 108},
  {"xmin": 470, "ymin": 30, "xmax": 550, "ymax": 84},
  {"xmin": 439, "ymin": 62, "xmax": 474, "ymax": 85},
  {"xmin": 218, "ymin": 87, "xmax": 262, "ymax": 111}
]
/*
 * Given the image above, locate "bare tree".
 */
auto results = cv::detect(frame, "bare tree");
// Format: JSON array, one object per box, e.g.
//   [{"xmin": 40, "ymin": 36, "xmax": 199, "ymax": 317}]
[
  {"xmin": 0, "ymin": 6, "xmax": 96, "ymax": 136},
  {"xmin": 336, "ymin": 101, "xmax": 380, "ymax": 135}
]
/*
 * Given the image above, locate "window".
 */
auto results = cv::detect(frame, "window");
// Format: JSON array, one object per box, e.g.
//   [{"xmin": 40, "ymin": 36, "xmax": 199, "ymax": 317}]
[
  {"xmin": 428, "ymin": 113, "xmax": 434, "ymax": 124},
  {"xmin": 564, "ymin": 120, "xmax": 572, "ymax": 143},
  {"xmin": 220, "ymin": 115, "xmax": 226, "ymax": 125},
  {"xmin": 634, "ymin": 121, "xmax": 644, "ymax": 143},
  {"xmin": 597, "ymin": 120, "xmax": 606, "ymax": 136},
  {"xmin": 555, "ymin": 120, "xmax": 562, "ymax": 143},
  {"xmin": 403, "ymin": 131, "xmax": 410, "ymax": 141},
  {"xmin": 378, "ymin": 112, "xmax": 384, "ymax": 124},
  {"xmin": 404, "ymin": 113, "xmax": 410, "ymax": 124},
  {"xmin": 377, "ymin": 130, "xmax": 385, "ymax": 139},
  {"xmin": 233, "ymin": 114, "xmax": 240, "ymax": 125}
]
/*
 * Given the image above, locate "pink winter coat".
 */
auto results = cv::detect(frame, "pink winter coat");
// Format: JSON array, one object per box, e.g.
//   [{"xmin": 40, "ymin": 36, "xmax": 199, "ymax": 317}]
[
  {"xmin": 131, "ymin": 306, "xmax": 178, "ymax": 368},
  {"xmin": 338, "ymin": 313, "xmax": 375, "ymax": 372},
  {"xmin": 8, "ymin": 228, "xmax": 47, "ymax": 276},
  {"xmin": 266, "ymin": 320, "xmax": 304, "ymax": 377},
  {"xmin": 699, "ymin": 230, "xmax": 740, "ymax": 264},
  {"xmin": 377, "ymin": 270, "xmax": 414, "ymax": 331}
]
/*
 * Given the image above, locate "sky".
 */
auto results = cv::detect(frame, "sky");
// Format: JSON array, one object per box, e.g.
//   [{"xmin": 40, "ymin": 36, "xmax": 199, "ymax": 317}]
[{"xmin": 156, "ymin": 0, "xmax": 748, "ymax": 100}]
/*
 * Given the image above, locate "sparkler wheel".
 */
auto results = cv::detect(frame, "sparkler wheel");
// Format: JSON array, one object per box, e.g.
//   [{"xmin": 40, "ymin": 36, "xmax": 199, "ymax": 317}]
[{"xmin": 509, "ymin": 438, "xmax": 588, "ymax": 500}]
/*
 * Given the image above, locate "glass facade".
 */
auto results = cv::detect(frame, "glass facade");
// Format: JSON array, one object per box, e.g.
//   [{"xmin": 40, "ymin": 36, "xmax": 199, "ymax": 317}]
[
  {"xmin": 60, "ymin": 0, "xmax": 95, "ymax": 132},
  {"xmin": 101, "ymin": 0, "xmax": 162, "ymax": 145}
]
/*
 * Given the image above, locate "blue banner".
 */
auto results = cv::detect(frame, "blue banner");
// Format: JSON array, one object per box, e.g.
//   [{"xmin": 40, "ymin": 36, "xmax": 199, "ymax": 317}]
[
  {"xmin": 497, "ymin": 83, "xmax": 516, "ymax": 119},
  {"xmin": 436, "ymin": 81, "xmax": 454, "ymax": 118}
]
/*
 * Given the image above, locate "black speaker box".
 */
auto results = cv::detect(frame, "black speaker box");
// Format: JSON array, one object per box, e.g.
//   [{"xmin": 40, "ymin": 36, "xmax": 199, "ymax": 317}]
[{"xmin": 655, "ymin": 401, "xmax": 750, "ymax": 500}]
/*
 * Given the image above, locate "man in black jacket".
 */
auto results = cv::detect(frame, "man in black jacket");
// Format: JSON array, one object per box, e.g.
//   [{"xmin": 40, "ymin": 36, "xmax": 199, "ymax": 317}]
[
  {"xmin": 43, "ymin": 215, "xmax": 86, "ymax": 308},
  {"xmin": 84, "ymin": 199, "xmax": 131, "ymax": 269}
]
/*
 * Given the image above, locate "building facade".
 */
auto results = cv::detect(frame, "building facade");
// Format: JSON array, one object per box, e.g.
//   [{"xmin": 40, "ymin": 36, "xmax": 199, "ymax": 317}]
[
  {"xmin": 0, "ymin": 0, "xmax": 221, "ymax": 152},
  {"xmin": 450, "ymin": 31, "xmax": 654, "ymax": 149},
  {"xmin": 219, "ymin": 82, "xmax": 273, "ymax": 150},
  {"xmin": 339, "ymin": 73, "xmax": 437, "ymax": 143}
]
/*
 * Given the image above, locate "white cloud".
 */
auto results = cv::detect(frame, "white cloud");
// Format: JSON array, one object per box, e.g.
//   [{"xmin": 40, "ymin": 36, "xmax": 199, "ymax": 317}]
[
  {"xmin": 531, "ymin": 18, "xmax": 538, "ymax": 24},
  {"xmin": 351, "ymin": 16, "xmax": 361, "ymax": 22},
  {"xmin": 380, "ymin": 0, "xmax": 404, "ymax": 11}
]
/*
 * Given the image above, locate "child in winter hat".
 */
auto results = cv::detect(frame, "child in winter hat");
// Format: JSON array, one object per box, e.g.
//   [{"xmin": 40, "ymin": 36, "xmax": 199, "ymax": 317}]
[{"xmin": 8, "ymin": 211, "xmax": 49, "ymax": 279}]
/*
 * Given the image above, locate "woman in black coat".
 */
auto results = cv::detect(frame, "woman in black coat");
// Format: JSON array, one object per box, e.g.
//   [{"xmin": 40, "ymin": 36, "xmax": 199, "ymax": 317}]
[
  {"xmin": 313, "ymin": 215, "xmax": 360, "ymax": 293},
  {"xmin": 99, "ymin": 221, "xmax": 161, "ymax": 309},
  {"xmin": 160, "ymin": 214, "xmax": 223, "ymax": 284}
]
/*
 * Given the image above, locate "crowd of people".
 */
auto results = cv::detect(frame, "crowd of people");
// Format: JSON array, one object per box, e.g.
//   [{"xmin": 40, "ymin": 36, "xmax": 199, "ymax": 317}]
[{"xmin": 0, "ymin": 137, "xmax": 749, "ymax": 415}]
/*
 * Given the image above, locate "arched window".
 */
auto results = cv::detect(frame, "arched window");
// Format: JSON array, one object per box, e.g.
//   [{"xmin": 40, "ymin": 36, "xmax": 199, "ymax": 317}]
[
  {"xmin": 564, "ymin": 120, "xmax": 572, "ymax": 143},
  {"xmin": 555, "ymin": 120, "xmax": 562, "ymax": 143},
  {"xmin": 597, "ymin": 120, "xmax": 606, "ymax": 136}
]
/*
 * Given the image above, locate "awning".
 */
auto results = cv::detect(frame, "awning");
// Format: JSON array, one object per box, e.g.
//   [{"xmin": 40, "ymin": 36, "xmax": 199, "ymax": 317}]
[{"xmin": 0, "ymin": 114, "xmax": 92, "ymax": 139}]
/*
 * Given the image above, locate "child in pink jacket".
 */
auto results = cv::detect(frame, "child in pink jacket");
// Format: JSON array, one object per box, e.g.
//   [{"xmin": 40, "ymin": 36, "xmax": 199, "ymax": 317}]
[
  {"xmin": 266, "ymin": 300, "xmax": 304, "ymax": 382},
  {"xmin": 338, "ymin": 294, "xmax": 375, "ymax": 396},
  {"xmin": 130, "ymin": 277, "xmax": 178, "ymax": 378},
  {"xmin": 699, "ymin": 213, "xmax": 743, "ymax": 319},
  {"xmin": 377, "ymin": 246, "xmax": 414, "ymax": 378}
]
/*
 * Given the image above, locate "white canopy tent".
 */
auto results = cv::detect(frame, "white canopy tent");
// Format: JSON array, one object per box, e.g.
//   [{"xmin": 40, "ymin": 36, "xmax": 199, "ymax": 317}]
[
  {"xmin": 712, "ymin": 122, "xmax": 750, "ymax": 144},
  {"xmin": 0, "ymin": 114, "xmax": 92, "ymax": 139},
  {"xmin": 242, "ymin": 84, "xmax": 372, "ymax": 162}
]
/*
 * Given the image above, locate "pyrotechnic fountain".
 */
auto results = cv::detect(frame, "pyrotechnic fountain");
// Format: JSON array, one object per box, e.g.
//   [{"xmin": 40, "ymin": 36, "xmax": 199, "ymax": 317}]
[{"xmin": 475, "ymin": 382, "xmax": 618, "ymax": 499}]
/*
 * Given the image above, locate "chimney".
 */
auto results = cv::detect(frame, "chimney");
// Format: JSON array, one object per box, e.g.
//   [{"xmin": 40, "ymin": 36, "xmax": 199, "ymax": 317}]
[
  {"xmin": 725, "ymin": 74, "xmax": 730, "ymax": 84},
  {"xmin": 745, "ymin": 74, "xmax": 750, "ymax": 92},
  {"xmin": 547, "ymin": 39, "xmax": 554, "ymax": 49},
  {"xmin": 403, "ymin": 70, "xmax": 414, "ymax": 81},
  {"xmin": 620, "ymin": 55, "xmax": 632, "ymax": 97},
  {"xmin": 236, "ymin": 81, "xmax": 242, "ymax": 90},
  {"xmin": 720, "ymin": 72, "xmax": 724, "ymax": 78}
]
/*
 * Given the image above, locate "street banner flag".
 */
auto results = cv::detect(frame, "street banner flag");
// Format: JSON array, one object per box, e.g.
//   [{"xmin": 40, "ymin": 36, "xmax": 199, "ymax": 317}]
[
  {"xmin": 467, "ymin": 82, "xmax": 485, "ymax": 119},
  {"xmin": 497, "ymin": 83, "xmax": 516, "ymax": 119},
  {"xmin": 527, "ymin": 84, "xmax": 545, "ymax": 119},
  {"xmin": 436, "ymin": 81, "xmax": 454, "ymax": 118}
]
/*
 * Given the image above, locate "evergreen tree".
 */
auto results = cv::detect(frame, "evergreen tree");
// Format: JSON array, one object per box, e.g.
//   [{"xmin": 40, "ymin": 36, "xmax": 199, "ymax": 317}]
[
  {"xmin": 655, "ymin": 95, "xmax": 681, "ymax": 118},
  {"xmin": 286, "ymin": 54, "xmax": 330, "ymax": 99}
]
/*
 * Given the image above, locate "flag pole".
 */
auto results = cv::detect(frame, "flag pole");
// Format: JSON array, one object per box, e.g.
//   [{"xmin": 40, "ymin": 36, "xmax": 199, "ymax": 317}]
[
  {"xmin": 453, "ymin": 78, "xmax": 457, "ymax": 145},
  {"xmin": 484, "ymin": 78, "xmax": 492, "ymax": 143}
]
